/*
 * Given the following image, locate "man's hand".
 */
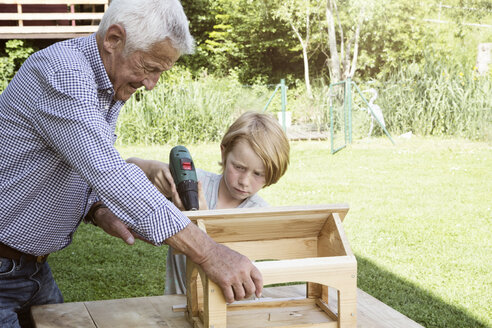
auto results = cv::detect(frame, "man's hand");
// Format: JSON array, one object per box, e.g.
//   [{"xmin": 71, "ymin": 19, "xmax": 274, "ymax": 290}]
[
  {"xmin": 126, "ymin": 157, "xmax": 176, "ymax": 197},
  {"xmin": 91, "ymin": 203, "xmax": 135, "ymax": 245},
  {"xmin": 166, "ymin": 223, "xmax": 263, "ymax": 303},
  {"xmin": 199, "ymin": 243, "xmax": 262, "ymax": 303}
]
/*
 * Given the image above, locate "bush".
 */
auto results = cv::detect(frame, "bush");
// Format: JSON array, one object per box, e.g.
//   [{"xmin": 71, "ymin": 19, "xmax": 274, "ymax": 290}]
[
  {"xmin": 0, "ymin": 40, "xmax": 35, "ymax": 92},
  {"xmin": 372, "ymin": 57, "xmax": 492, "ymax": 140},
  {"xmin": 289, "ymin": 56, "xmax": 492, "ymax": 141},
  {"xmin": 115, "ymin": 67, "xmax": 273, "ymax": 145}
]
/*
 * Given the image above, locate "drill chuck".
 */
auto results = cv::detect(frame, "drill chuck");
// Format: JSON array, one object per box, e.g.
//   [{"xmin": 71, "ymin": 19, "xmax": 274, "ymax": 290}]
[{"xmin": 169, "ymin": 145, "xmax": 199, "ymax": 211}]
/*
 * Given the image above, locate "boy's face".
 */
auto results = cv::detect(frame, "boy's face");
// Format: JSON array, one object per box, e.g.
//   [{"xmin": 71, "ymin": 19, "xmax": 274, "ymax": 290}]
[{"xmin": 221, "ymin": 140, "xmax": 266, "ymax": 202}]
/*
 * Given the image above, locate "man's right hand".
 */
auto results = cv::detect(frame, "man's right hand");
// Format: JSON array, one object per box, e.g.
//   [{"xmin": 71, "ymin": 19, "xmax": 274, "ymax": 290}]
[
  {"xmin": 166, "ymin": 223, "xmax": 263, "ymax": 303},
  {"xmin": 198, "ymin": 242, "xmax": 263, "ymax": 302}
]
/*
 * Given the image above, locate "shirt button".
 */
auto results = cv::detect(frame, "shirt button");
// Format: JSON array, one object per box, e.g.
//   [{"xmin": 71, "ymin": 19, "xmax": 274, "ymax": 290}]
[
  {"xmin": 105, "ymin": 105, "xmax": 109, "ymax": 109},
  {"xmin": 107, "ymin": 90, "xmax": 112, "ymax": 94}
]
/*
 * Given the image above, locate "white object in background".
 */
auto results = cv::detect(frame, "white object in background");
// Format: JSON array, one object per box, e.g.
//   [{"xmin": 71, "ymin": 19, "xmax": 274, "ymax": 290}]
[
  {"xmin": 476, "ymin": 43, "xmax": 492, "ymax": 76},
  {"xmin": 277, "ymin": 111, "xmax": 292, "ymax": 128},
  {"xmin": 365, "ymin": 88, "xmax": 386, "ymax": 136},
  {"xmin": 399, "ymin": 131, "xmax": 413, "ymax": 139}
]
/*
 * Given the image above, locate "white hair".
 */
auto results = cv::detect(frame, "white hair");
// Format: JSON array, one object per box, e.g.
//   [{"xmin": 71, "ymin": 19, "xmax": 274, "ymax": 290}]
[{"xmin": 97, "ymin": 0, "xmax": 195, "ymax": 55}]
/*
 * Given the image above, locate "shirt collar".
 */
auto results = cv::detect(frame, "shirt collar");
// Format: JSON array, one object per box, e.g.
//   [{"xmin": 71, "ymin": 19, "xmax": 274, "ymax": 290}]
[{"xmin": 80, "ymin": 33, "xmax": 114, "ymax": 93}]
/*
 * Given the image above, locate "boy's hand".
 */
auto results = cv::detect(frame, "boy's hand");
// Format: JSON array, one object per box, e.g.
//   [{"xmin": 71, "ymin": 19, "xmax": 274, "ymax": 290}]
[
  {"xmin": 172, "ymin": 181, "xmax": 208, "ymax": 211},
  {"xmin": 197, "ymin": 181, "xmax": 208, "ymax": 210},
  {"xmin": 126, "ymin": 158, "xmax": 176, "ymax": 197}
]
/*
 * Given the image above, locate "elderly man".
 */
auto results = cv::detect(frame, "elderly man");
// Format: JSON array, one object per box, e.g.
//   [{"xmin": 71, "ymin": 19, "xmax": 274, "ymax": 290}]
[{"xmin": 0, "ymin": 0, "xmax": 261, "ymax": 327}]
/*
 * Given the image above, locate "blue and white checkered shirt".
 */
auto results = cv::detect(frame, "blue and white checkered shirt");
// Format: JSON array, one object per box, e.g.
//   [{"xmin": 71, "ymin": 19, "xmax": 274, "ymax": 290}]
[{"xmin": 0, "ymin": 34, "xmax": 190, "ymax": 256}]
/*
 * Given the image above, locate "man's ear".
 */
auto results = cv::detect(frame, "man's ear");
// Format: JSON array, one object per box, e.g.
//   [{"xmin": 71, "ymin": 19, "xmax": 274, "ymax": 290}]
[{"xmin": 103, "ymin": 24, "xmax": 126, "ymax": 53}]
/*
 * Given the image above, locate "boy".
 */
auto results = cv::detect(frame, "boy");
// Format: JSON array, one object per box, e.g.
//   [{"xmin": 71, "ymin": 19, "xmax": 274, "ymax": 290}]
[{"xmin": 165, "ymin": 111, "xmax": 290, "ymax": 294}]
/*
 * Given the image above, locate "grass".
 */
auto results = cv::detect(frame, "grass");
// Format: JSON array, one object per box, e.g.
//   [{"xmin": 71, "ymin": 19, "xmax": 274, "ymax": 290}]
[{"xmin": 49, "ymin": 136, "xmax": 491, "ymax": 328}]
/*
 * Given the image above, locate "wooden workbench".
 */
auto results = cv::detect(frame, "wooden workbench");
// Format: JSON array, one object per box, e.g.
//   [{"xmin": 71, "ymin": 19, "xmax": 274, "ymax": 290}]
[{"xmin": 32, "ymin": 285, "xmax": 423, "ymax": 328}]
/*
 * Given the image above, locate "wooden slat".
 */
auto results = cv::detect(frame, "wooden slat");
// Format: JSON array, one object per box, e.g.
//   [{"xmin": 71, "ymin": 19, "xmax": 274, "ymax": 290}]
[
  {"xmin": 227, "ymin": 297, "xmax": 311, "ymax": 311},
  {"xmin": 318, "ymin": 213, "xmax": 353, "ymax": 257},
  {"xmin": 32, "ymin": 286, "xmax": 424, "ymax": 328},
  {"xmin": 0, "ymin": 0, "xmax": 108, "ymax": 4},
  {"xmin": 147, "ymin": 295, "xmax": 195, "ymax": 328},
  {"xmin": 227, "ymin": 298, "xmax": 338, "ymax": 328},
  {"xmin": 0, "ymin": 25, "xmax": 99, "ymax": 33},
  {"xmin": 84, "ymin": 297, "xmax": 169, "ymax": 328},
  {"xmin": 0, "ymin": 32, "xmax": 92, "ymax": 38},
  {"xmin": 185, "ymin": 204, "xmax": 350, "ymax": 243},
  {"xmin": 202, "ymin": 214, "xmax": 329, "ymax": 242},
  {"xmin": 222, "ymin": 236, "xmax": 318, "ymax": 260},
  {"xmin": 256, "ymin": 256, "xmax": 357, "ymax": 286},
  {"xmin": 185, "ymin": 204, "xmax": 349, "ymax": 222},
  {"xmin": 0, "ymin": 13, "xmax": 104, "ymax": 20},
  {"xmin": 31, "ymin": 302, "xmax": 96, "ymax": 328}
]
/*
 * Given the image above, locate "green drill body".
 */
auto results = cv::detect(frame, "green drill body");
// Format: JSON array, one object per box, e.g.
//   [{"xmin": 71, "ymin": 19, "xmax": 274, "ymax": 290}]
[{"xmin": 169, "ymin": 145, "xmax": 199, "ymax": 211}]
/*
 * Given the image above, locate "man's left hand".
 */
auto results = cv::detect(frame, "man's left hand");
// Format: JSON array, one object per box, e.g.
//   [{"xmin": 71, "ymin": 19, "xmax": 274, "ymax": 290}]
[{"xmin": 92, "ymin": 204, "xmax": 135, "ymax": 245}]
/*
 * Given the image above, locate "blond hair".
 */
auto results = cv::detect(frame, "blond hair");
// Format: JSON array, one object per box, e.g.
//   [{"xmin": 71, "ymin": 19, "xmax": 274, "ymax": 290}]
[{"xmin": 220, "ymin": 111, "xmax": 290, "ymax": 187}]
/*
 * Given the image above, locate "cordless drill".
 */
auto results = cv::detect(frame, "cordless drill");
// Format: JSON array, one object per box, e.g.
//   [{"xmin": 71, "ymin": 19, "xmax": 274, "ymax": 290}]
[{"xmin": 169, "ymin": 145, "xmax": 199, "ymax": 211}]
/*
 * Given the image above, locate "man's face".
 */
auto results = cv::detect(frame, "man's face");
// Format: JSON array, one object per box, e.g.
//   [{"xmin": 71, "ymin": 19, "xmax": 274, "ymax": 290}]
[{"xmin": 108, "ymin": 38, "xmax": 180, "ymax": 101}]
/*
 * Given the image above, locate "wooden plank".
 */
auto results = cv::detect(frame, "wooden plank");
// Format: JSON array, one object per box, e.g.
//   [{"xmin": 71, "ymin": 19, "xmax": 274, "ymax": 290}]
[
  {"xmin": 32, "ymin": 286, "xmax": 424, "ymax": 328},
  {"xmin": 0, "ymin": 13, "xmax": 104, "ymax": 20},
  {"xmin": 0, "ymin": 32, "xmax": 92, "ymax": 38},
  {"xmin": 0, "ymin": 0, "xmax": 108, "ymax": 4},
  {"xmin": 31, "ymin": 302, "xmax": 96, "ymax": 328},
  {"xmin": 147, "ymin": 295, "xmax": 194, "ymax": 328},
  {"xmin": 318, "ymin": 213, "xmax": 352, "ymax": 257},
  {"xmin": 255, "ymin": 256, "xmax": 357, "ymax": 286},
  {"xmin": 185, "ymin": 204, "xmax": 349, "ymax": 243},
  {"xmin": 185, "ymin": 204, "xmax": 349, "ymax": 223},
  {"xmin": 0, "ymin": 26, "xmax": 99, "ymax": 33},
  {"xmin": 356, "ymin": 289, "xmax": 423, "ymax": 328},
  {"xmin": 229, "ymin": 297, "xmax": 311, "ymax": 310},
  {"xmin": 84, "ymin": 297, "xmax": 169, "ymax": 328},
  {"xmin": 200, "ymin": 214, "xmax": 329, "ymax": 243},
  {"xmin": 222, "ymin": 237, "xmax": 318, "ymax": 261},
  {"xmin": 263, "ymin": 285, "xmax": 424, "ymax": 328},
  {"xmin": 201, "ymin": 215, "xmax": 328, "ymax": 242},
  {"xmin": 203, "ymin": 278, "xmax": 227, "ymax": 328},
  {"xmin": 226, "ymin": 299, "xmax": 337, "ymax": 328}
]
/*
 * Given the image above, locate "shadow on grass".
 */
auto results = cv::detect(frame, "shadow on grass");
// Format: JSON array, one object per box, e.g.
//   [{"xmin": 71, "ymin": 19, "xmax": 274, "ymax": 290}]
[{"xmin": 356, "ymin": 255, "xmax": 487, "ymax": 328}]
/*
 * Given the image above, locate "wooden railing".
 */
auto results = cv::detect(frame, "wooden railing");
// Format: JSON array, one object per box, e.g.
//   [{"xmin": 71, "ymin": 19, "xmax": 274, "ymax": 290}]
[{"xmin": 0, "ymin": 0, "xmax": 109, "ymax": 39}]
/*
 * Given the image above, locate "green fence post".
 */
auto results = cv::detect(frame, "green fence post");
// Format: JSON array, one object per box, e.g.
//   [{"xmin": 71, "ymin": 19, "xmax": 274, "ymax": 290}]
[
  {"xmin": 262, "ymin": 84, "xmax": 280, "ymax": 113},
  {"xmin": 347, "ymin": 77, "xmax": 352, "ymax": 144},
  {"xmin": 329, "ymin": 84, "xmax": 334, "ymax": 153},
  {"xmin": 280, "ymin": 79, "xmax": 287, "ymax": 131}
]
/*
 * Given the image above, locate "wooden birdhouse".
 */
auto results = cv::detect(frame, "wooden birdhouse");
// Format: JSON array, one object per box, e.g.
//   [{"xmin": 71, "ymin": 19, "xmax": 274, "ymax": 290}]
[{"xmin": 184, "ymin": 204, "xmax": 357, "ymax": 328}]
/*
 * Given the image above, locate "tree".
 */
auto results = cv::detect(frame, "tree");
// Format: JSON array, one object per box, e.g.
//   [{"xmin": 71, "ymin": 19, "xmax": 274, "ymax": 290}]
[
  {"xmin": 324, "ymin": 0, "xmax": 365, "ymax": 83},
  {"xmin": 274, "ymin": 0, "xmax": 323, "ymax": 98}
]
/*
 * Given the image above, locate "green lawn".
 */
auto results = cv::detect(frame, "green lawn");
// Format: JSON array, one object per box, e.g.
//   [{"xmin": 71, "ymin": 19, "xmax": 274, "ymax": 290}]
[{"xmin": 49, "ymin": 137, "xmax": 492, "ymax": 328}]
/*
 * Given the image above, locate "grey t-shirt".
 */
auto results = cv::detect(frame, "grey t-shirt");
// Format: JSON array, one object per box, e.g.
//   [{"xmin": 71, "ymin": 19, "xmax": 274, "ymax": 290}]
[{"xmin": 164, "ymin": 168, "xmax": 268, "ymax": 295}]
